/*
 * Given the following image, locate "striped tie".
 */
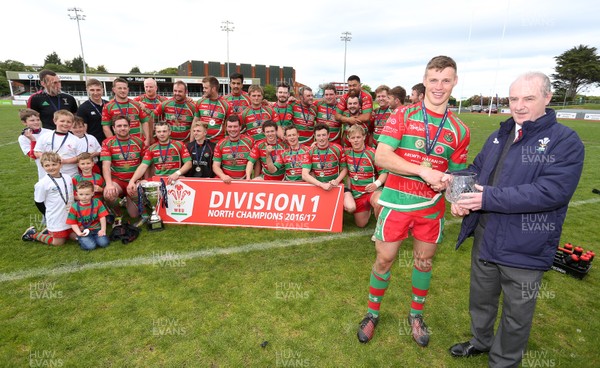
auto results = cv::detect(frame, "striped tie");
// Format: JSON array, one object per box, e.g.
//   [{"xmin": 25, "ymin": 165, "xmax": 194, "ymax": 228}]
[{"xmin": 514, "ymin": 128, "xmax": 523, "ymax": 143}]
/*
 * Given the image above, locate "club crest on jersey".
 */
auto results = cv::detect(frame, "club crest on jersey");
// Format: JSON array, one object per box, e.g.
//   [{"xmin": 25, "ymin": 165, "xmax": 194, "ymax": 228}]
[
  {"xmin": 434, "ymin": 146, "xmax": 445, "ymax": 155},
  {"xmin": 444, "ymin": 132, "xmax": 453, "ymax": 143},
  {"xmin": 415, "ymin": 140, "xmax": 425, "ymax": 149}
]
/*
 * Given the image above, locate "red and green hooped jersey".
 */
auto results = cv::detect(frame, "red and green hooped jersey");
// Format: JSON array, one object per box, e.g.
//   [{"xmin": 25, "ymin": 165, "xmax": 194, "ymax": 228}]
[
  {"xmin": 224, "ymin": 92, "xmax": 251, "ymax": 116},
  {"xmin": 291, "ymin": 103, "xmax": 317, "ymax": 145},
  {"xmin": 66, "ymin": 198, "xmax": 109, "ymax": 230},
  {"xmin": 273, "ymin": 103, "xmax": 294, "ymax": 128},
  {"xmin": 153, "ymin": 99, "xmax": 197, "ymax": 142},
  {"xmin": 100, "ymin": 136, "xmax": 146, "ymax": 181},
  {"xmin": 142, "ymin": 140, "xmax": 191, "ymax": 176},
  {"xmin": 72, "ymin": 173, "xmax": 105, "ymax": 199},
  {"xmin": 343, "ymin": 146, "xmax": 380, "ymax": 198},
  {"xmin": 378, "ymin": 104, "xmax": 470, "ymax": 218},
  {"xmin": 302, "ymin": 143, "xmax": 346, "ymax": 183},
  {"xmin": 101, "ymin": 99, "xmax": 150, "ymax": 140},
  {"xmin": 240, "ymin": 106, "xmax": 280, "ymax": 142},
  {"xmin": 194, "ymin": 97, "xmax": 233, "ymax": 143},
  {"xmin": 371, "ymin": 107, "xmax": 392, "ymax": 145},
  {"xmin": 133, "ymin": 94, "xmax": 168, "ymax": 114},
  {"xmin": 336, "ymin": 90, "xmax": 374, "ymax": 116},
  {"xmin": 314, "ymin": 101, "xmax": 342, "ymax": 145},
  {"xmin": 213, "ymin": 135, "xmax": 255, "ymax": 179},
  {"xmin": 274, "ymin": 145, "xmax": 310, "ymax": 181},
  {"xmin": 248, "ymin": 139, "xmax": 288, "ymax": 180}
]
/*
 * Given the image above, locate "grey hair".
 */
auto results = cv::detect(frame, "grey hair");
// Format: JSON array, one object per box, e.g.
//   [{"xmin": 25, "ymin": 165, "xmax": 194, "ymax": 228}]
[{"xmin": 512, "ymin": 72, "xmax": 552, "ymax": 97}]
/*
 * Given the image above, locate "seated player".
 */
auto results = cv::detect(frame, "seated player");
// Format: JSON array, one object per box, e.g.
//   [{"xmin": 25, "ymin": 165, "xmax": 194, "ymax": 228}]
[
  {"xmin": 343, "ymin": 125, "xmax": 388, "ymax": 228},
  {"xmin": 101, "ymin": 115, "xmax": 146, "ymax": 223},
  {"xmin": 126, "ymin": 121, "xmax": 192, "ymax": 198},
  {"xmin": 302, "ymin": 123, "xmax": 347, "ymax": 191},
  {"xmin": 266, "ymin": 125, "xmax": 310, "ymax": 182},
  {"xmin": 245, "ymin": 120, "xmax": 287, "ymax": 180},
  {"xmin": 213, "ymin": 115, "xmax": 255, "ymax": 183}
]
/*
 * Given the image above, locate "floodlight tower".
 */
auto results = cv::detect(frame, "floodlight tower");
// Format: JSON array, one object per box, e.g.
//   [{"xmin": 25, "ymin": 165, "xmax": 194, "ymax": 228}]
[
  {"xmin": 68, "ymin": 7, "xmax": 87, "ymax": 79},
  {"xmin": 340, "ymin": 31, "xmax": 352, "ymax": 88},
  {"xmin": 221, "ymin": 20, "xmax": 235, "ymax": 78}
]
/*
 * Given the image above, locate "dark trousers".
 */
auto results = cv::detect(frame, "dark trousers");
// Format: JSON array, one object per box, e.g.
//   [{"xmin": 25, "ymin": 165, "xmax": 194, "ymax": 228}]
[{"xmin": 469, "ymin": 225, "xmax": 544, "ymax": 368}]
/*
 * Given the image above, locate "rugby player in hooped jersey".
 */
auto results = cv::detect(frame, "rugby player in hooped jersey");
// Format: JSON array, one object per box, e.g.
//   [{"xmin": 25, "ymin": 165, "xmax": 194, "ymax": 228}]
[
  {"xmin": 240, "ymin": 85, "xmax": 280, "ymax": 142},
  {"xmin": 357, "ymin": 55, "xmax": 470, "ymax": 348},
  {"xmin": 343, "ymin": 125, "xmax": 387, "ymax": 228},
  {"xmin": 213, "ymin": 115, "xmax": 255, "ymax": 184},
  {"xmin": 126, "ymin": 121, "xmax": 192, "ymax": 198},
  {"xmin": 314, "ymin": 83, "xmax": 342, "ymax": 145},
  {"xmin": 302, "ymin": 123, "xmax": 347, "ymax": 191},
  {"xmin": 101, "ymin": 115, "xmax": 146, "ymax": 221},
  {"xmin": 246, "ymin": 120, "xmax": 287, "ymax": 180},
  {"xmin": 266, "ymin": 125, "xmax": 310, "ymax": 182}
]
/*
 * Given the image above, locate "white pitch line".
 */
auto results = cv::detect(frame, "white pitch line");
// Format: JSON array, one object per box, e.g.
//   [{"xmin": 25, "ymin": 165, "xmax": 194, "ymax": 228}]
[
  {"xmin": 0, "ymin": 141, "xmax": 17, "ymax": 148},
  {"xmin": 0, "ymin": 229, "xmax": 371, "ymax": 283},
  {"xmin": 1, "ymin": 196, "xmax": 597, "ymax": 283}
]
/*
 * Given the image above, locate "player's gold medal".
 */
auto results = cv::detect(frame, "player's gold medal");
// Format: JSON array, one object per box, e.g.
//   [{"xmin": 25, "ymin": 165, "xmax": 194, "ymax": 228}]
[{"xmin": 420, "ymin": 159, "xmax": 432, "ymax": 168}]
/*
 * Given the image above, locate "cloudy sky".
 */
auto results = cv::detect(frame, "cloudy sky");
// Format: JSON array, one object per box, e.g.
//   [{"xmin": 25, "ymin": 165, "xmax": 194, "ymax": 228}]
[{"xmin": 3, "ymin": 0, "xmax": 600, "ymax": 98}]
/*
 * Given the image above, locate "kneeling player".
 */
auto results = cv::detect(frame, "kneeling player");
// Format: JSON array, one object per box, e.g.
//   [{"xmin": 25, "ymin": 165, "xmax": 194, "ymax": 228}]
[{"xmin": 343, "ymin": 125, "xmax": 387, "ymax": 228}]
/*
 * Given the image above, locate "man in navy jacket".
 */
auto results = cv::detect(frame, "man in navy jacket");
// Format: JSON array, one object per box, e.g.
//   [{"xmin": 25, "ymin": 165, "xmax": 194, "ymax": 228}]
[{"xmin": 447, "ymin": 72, "xmax": 584, "ymax": 367}]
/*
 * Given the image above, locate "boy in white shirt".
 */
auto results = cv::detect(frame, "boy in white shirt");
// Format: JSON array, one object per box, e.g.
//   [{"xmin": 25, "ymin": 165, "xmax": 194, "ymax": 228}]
[
  {"xmin": 18, "ymin": 109, "xmax": 51, "ymax": 180},
  {"xmin": 22, "ymin": 152, "xmax": 77, "ymax": 246},
  {"xmin": 34, "ymin": 110, "xmax": 86, "ymax": 177}
]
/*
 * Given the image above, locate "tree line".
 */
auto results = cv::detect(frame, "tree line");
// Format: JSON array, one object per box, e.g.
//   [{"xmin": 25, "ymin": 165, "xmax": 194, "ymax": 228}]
[{"xmin": 2, "ymin": 46, "xmax": 599, "ymax": 103}]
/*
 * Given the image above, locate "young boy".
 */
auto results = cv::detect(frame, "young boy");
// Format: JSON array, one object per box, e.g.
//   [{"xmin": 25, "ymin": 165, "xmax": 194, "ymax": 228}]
[
  {"xmin": 66, "ymin": 181, "xmax": 110, "ymax": 250},
  {"xmin": 18, "ymin": 108, "xmax": 51, "ymax": 180},
  {"xmin": 186, "ymin": 121, "xmax": 215, "ymax": 178},
  {"xmin": 72, "ymin": 116, "xmax": 102, "ymax": 174},
  {"xmin": 34, "ymin": 110, "xmax": 86, "ymax": 177},
  {"xmin": 22, "ymin": 152, "xmax": 77, "ymax": 246},
  {"xmin": 72, "ymin": 153, "xmax": 105, "ymax": 200}
]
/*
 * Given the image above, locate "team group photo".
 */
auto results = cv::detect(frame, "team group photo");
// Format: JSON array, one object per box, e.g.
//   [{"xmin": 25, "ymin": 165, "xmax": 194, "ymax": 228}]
[{"xmin": 1, "ymin": 0, "xmax": 599, "ymax": 367}]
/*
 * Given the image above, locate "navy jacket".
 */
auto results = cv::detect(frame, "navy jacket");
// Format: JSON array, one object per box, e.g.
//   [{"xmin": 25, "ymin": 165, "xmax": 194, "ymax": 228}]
[{"xmin": 455, "ymin": 109, "xmax": 584, "ymax": 270}]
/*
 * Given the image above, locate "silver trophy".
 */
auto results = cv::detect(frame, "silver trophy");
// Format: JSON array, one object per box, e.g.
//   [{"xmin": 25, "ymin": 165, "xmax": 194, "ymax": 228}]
[
  {"xmin": 140, "ymin": 181, "xmax": 165, "ymax": 231},
  {"xmin": 445, "ymin": 173, "xmax": 478, "ymax": 203}
]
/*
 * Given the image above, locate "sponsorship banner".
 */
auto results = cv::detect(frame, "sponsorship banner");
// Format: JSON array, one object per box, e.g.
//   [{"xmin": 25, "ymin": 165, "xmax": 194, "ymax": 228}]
[
  {"xmin": 584, "ymin": 113, "xmax": 600, "ymax": 121},
  {"xmin": 156, "ymin": 177, "xmax": 344, "ymax": 232},
  {"xmin": 556, "ymin": 112, "xmax": 577, "ymax": 119}
]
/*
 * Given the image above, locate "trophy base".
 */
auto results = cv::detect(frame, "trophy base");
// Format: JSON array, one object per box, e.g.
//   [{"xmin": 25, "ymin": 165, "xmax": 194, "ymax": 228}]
[{"xmin": 147, "ymin": 220, "xmax": 164, "ymax": 232}]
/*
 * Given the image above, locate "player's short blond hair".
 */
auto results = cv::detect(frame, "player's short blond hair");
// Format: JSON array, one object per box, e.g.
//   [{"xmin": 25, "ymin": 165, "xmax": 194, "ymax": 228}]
[
  {"xmin": 53, "ymin": 109, "xmax": 74, "ymax": 122},
  {"xmin": 345, "ymin": 124, "xmax": 366, "ymax": 138},
  {"xmin": 40, "ymin": 152, "xmax": 61, "ymax": 165}
]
